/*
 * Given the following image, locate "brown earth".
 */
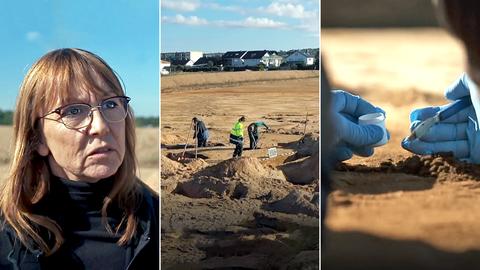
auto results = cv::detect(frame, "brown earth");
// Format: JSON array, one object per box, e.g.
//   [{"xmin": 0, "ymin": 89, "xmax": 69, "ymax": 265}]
[
  {"xmin": 322, "ymin": 28, "xmax": 480, "ymax": 269},
  {"xmin": 161, "ymin": 71, "xmax": 319, "ymax": 269},
  {"xmin": 161, "ymin": 70, "xmax": 318, "ymax": 92}
]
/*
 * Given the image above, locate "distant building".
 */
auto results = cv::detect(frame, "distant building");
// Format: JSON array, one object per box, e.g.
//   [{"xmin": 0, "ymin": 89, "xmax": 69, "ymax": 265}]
[
  {"xmin": 264, "ymin": 51, "xmax": 283, "ymax": 67},
  {"xmin": 222, "ymin": 51, "xmax": 247, "ymax": 68},
  {"xmin": 193, "ymin": 56, "xmax": 222, "ymax": 67},
  {"xmin": 204, "ymin": 52, "xmax": 224, "ymax": 58},
  {"xmin": 161, "ymin": 51, "xmax": 203, "ymax": 63},
  {"xmin": 222, "ymin": 50, "xmax": 283, "ymax": 68},
  {"xmin": 267, "ymin": 54, "xmax": 283, "ymax": 67},
  {"xmin": 160, "ymin": 60, "xmax": 170, "ymax": 75},
  {"xmin": 242, "ymin": 50, "xmax": 269, "ymax": 67},
  {"xmin": 193, "ymin": 57, "xmax": 209, "ymax": 67},
  {"xmin": 170, "ymin": 59, "xmax": 194, "ymax": 67},
  {"xmin": 285, "ymin": 51, "xmax": 315, "ymax": 66}
]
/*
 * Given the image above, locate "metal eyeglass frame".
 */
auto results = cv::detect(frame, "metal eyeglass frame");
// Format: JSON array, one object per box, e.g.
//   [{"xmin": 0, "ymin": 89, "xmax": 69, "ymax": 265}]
[{"xmin": 39, "ymin": 95, "xmax": 131, "ymax": 129}]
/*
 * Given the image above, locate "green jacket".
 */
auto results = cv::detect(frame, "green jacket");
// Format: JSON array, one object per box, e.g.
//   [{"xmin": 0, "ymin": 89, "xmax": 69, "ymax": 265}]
[{"xmin": 230, "ymin": 121, "xmax": 244, "ymax": 137}]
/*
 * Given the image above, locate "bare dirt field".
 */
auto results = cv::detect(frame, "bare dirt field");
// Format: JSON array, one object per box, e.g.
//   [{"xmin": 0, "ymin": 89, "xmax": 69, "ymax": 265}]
[
  {"xmin": 321, "ymin": 28, "xmax": 480, "ymax": 269},
  {"xmin": 0, "ymin": 126, "xmax": 159, "ymax": 192},
  {"xmin": 161, "ymin": 71, "xmax": 319, "ymax": 269}
]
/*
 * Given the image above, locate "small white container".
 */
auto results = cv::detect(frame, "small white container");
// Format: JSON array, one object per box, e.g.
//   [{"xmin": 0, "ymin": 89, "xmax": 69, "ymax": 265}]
[{"xmin": 358, "ymin": 112, "xmax": 388, "ymax": 147}]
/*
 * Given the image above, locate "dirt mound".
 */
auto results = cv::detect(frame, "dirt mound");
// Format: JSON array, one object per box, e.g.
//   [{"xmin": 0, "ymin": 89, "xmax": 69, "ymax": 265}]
[
  {"xmin": 280, "ymin": 150, "xmax": 319, "ymax": 184},
  {"xmin": 195, "ymin": 157, "xmax": 273, "ymax": 179},
  {"xmin": 279, "ymin": 134, "xmax": 319, "ymax": 157},
  {"xmin": 175, "ymin": 157, "xmax": 290, "ymax": 199},
  {"xmin": 177, "ymin": 157, "xmax": 277, "ymax": 199},
  {"xmin": 336, "ymin": 153, "xmax": 480, "ymax": 182},
  {"xmin": 295, "ymin": 135, "xmax": 319, "ymax": 157},
  {"xmin": 175, "ymin": 176, "xmax": 259, "ymax": 199},
  {"xmin": 275, "ymin": 128, "xmax": 304, "ymax": 135},
  {"xmin": 161, "ymin": 155, "xmax": 183, "ymax": 178},
  {"xmin": 300, "ymin": 133, "xmax": 319, "ymax": 145},
  {"xmin": 175, "ymin": 176, "xmax": 238, "ymax": 199},
  {"xmin": 161, "ymin": 133, "xmax": 184, "ymax": 145},
  {"xmin": 298, "ymin": 134, "xmax": 319, "ymax": 155},
  {"xmin": 183, "ymin": 158, "xmax": 209, "ymax": 172},
  {"xmin": 263, "ymin": 190, "xmax": 319, "ymax": 217}
]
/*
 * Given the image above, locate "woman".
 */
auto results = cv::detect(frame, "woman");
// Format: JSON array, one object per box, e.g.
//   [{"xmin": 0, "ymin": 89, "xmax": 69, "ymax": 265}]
[
  {"xmin": 0, "ymin": 48, "xmax": 158, "ymax": 269},
  {"xmin": 229, "ymin": 116, "xmax": 245, "ymax": 158}
]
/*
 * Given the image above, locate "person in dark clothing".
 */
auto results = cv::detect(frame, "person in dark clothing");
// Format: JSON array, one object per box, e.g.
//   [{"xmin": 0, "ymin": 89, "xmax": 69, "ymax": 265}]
[
  {"xmin": 192, "ymin": 117, "xmax": 209, "ymax": 147},
  {"xmin": 0, "ymin": 49, "xmax": 159, "ymax": 269},
  {"xmin": 247, "ymin": 121, "xmax": 269, "ymax": 149},
  {"xmin": 0, "ymin": 180, "xmax": 159, "ymax": 270}
]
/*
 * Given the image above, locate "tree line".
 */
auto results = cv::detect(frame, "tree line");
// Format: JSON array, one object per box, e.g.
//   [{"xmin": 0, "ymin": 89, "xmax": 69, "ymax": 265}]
[
  {"xmin": 0, "ymin": 110, "xmax": 13, "ymax": 125},
  {"xmin": 0, "ymin": 110, "xmax": 158, "ymax": 127}
]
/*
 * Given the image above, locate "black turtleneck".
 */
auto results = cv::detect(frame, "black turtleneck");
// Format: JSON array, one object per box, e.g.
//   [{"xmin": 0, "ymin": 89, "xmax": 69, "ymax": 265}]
[{"xmin": 35, "ymin": 177, "xmax": 134, "ymax": 270}]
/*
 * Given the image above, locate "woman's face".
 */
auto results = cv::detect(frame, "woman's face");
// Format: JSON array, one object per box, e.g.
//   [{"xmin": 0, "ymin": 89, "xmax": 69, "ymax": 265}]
[{"xmin": 38, "ymin": 90, "xmax": 126, "ymax": 183}]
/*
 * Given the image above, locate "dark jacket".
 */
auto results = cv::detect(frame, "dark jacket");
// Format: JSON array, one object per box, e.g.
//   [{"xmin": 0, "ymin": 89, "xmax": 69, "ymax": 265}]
[
  {"xmin": 193, "ymin": 120, "xmax": 208, "ymax": 140},
  {"xmin": 0, "ymin": 183, "xmax": 159, "ymax": 270}
]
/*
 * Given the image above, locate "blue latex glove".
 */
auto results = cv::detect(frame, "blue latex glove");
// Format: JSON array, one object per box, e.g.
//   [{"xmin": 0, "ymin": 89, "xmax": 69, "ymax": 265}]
[
  {"xmin": 402, "ymin": 73, "xmax": 480, "ymax": 163},
  {"xmin": 331, "ymin": 90, "xmax": 388, "ymax": 161}
]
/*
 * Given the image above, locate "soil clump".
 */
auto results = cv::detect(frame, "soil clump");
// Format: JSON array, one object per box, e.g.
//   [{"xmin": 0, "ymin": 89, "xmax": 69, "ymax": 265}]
[{"xmin": 335, "ymin": 153, "xmax": 480, "ymax": 182}]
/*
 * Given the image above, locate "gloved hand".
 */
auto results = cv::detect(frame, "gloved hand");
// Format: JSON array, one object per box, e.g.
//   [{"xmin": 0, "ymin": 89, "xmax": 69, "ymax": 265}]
[
  {"xmin": 401, "ymin": 73, "xmax": 480, "ymax": 163},
  {"xmin": 331, "ymin": 90, "xmax": 389, "ymax": 161}
]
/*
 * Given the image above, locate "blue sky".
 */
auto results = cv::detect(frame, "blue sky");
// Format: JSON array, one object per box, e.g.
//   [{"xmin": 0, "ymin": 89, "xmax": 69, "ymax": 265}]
[
  {"xmin": 0, "ymin": 1, "xmax": 159, "ymax": 117},
  {"xmin": 161, "ymin": 0, "xmax": 319, "ymax": 53}
]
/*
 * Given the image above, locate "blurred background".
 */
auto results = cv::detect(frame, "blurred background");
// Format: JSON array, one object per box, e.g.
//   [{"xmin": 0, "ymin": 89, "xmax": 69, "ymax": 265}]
[
  {"xmin": 322, "ymin": 0, "xmax": 438, "ymax": 27},
  {"xmin": 321, "ymin": 0, "xmax": 464, "ymax": 94},
  {"xmin": 321, "ymin": 1, "xmax": 480, "ymax": 269}
]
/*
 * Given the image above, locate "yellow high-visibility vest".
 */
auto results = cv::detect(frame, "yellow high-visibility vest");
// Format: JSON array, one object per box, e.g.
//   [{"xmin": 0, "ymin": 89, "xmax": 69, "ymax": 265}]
[{"xmin": 230, "ymin": 121, "xmax": 244, "ymax": 137}]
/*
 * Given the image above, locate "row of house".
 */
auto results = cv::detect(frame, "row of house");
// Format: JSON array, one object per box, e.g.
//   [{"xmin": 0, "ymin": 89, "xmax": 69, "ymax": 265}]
[
  {"xmin": 222, "ymin": 50, "xmax": 284, "ymax": 69},
  {"xmin": 161, "ymin": 49, "xmax": 316, "ymax": 73}
]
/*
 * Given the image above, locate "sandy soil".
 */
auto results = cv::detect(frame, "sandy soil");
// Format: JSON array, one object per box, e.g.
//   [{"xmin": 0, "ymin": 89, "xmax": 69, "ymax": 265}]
[
  {"xmin": 161, "ymin": 71, "xmax": 319, "ymax": 269},
  {"xmin": 322, "ymin": 28, "xmax": 480, "ymax": 269}
]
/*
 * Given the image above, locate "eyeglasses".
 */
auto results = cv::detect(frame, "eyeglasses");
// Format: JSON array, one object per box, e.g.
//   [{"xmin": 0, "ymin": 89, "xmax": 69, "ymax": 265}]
[{"xmin": 41, "ymin": 96, "xmax": 131, "ymax": 129}]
